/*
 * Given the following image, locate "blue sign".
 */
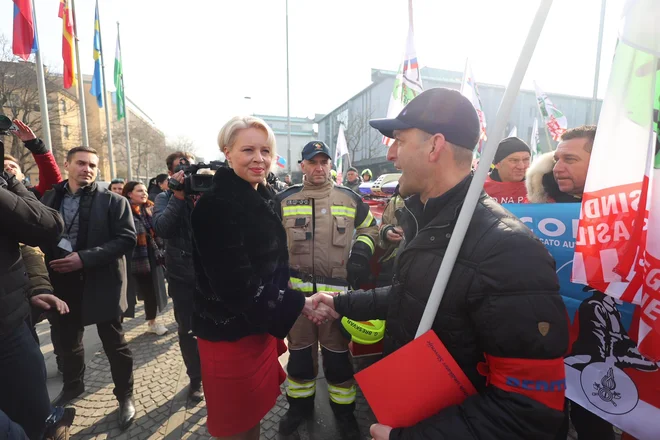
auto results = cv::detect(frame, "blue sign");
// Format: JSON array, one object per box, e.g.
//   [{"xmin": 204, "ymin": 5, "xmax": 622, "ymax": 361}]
[{"xmin": 503, "ymin": 203, "xmax": 634, "ymax": 327}]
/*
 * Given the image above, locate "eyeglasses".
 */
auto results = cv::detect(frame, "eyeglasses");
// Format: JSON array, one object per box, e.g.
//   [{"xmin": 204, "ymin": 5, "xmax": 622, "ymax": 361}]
[{"xmin": 111, "ymin": 178, "xmax": 125, "ymax": 184}]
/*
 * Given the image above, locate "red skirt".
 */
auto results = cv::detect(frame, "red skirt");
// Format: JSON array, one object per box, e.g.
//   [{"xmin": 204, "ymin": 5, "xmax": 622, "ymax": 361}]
[{"xmin": 198, "ymin": 334, "xmax": 287, "ymax": 437}]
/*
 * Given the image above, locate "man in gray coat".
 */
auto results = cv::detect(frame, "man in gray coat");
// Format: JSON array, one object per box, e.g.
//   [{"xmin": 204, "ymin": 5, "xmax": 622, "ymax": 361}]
[
  {"xmin": 40, "ymin": 146, "xmax": 137, "ymax": 430},
  {"xmin": 153, "ymin": 151, "xmax": 203, "ymax": 402}
]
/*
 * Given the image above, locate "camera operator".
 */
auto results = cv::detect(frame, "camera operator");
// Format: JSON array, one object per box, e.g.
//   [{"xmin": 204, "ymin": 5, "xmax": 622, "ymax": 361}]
[
  {"xmin": 0, "ymin": 128, "xmax": 75, "ymax": 439},
  {"xmin": 152, "ymin": 151, "xmax": 204, "ymax": 403},
  {"xmin": 3, "ymin": 119, "xmax": 62, "ymax": 199}
]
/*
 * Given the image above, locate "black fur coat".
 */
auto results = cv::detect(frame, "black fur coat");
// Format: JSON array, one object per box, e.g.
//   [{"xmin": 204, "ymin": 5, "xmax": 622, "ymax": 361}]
[{"xmin": 190, "ymin": 167, "xmax": 305, "ymax": 341}]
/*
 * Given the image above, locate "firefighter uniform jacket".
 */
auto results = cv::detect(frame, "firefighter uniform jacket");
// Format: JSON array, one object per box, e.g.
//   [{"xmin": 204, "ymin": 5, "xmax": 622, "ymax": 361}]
[{"xmin": 275, "ymin": 179, "xmax": 378, "ymax": 292}]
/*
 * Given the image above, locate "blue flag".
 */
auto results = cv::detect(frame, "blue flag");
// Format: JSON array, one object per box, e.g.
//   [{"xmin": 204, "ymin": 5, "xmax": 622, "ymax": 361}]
[{"xmin": 89, "ymin": 3, "xmax": 103, "ymax": 108}]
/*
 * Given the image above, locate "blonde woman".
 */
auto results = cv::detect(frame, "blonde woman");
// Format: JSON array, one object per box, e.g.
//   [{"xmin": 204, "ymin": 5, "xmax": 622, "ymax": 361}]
[{"xmin": 190, "ymin": 116, "xmax": 336, "ymax": 440}]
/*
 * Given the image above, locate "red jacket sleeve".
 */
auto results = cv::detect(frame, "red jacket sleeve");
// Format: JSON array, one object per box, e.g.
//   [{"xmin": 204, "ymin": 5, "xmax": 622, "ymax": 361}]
[{"xmin": 32, "ymin": 151, "xmax": 62, "ymax": 196}]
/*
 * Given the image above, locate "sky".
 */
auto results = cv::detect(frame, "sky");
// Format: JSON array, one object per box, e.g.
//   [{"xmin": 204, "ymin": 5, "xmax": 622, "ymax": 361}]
[{"xmin": 1, "ymin": 0, "xmax": 625, "ymax": 161}]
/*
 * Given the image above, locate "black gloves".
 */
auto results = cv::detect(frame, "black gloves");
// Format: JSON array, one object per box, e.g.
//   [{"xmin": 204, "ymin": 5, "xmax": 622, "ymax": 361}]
[
  {"xmin": 347, "ymin": 240, "xmax": 373, "ymax": 289},
  {"xmin": 24, "ymin": 139, "xmax": 48, "ymax": 155}
]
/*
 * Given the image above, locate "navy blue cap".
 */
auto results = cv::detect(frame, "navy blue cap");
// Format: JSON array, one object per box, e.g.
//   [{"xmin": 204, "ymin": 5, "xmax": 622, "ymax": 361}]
[
  {"xmin": 300, "ymin": 141, "xmax": 331, "ymax": 162},
  {"xmin": 369, "ymin": 88, "xmax": 480, "ymax": 150}
]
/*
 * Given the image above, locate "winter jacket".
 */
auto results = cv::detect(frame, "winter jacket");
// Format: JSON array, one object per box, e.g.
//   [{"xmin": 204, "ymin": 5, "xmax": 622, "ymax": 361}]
[
  {"xmin": 124, "ymin": 202, "xmax": 168, "ymax": 318},
  {"xmin": 190, "ymin": 167, "xmax": 305, "ymax": 342},
  {"xmin": 483, "ymin": 169, "xmax": 528, "ymax": 204},
  {"xmin": 40, "ymin": 181, "xmax": 137, "ymax": 325},
  {"xmin": 0, "ymin": 173, "xmax": 63, "ymax": 338},
  {"xmin": 525, "ymin": 152, "xmax": 580, "ymax": 203},
  {"xmin": 20, "ymin": 244, "xmax": 53, "ymax": 297},
  {"xmin": 345, "ymin": 178, "xmax": 361, "ymax": 194},
  {"xmin": 334, "ymin": 174, "xmax": 569, "ymax": 440},
  {"xmin": 153, "ymin": 190, "xmax": 196, "ymax": 285}
]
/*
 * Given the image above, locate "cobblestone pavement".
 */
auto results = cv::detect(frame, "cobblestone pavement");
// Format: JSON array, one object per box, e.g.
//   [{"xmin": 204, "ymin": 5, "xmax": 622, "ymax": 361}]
[{"xmin": 39, "ymin": 303, "xmax": 613, "ymax": 439}]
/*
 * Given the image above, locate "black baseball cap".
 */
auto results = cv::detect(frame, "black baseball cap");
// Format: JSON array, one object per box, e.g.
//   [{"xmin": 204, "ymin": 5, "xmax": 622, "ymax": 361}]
[
  {"xmin": 369, "ymin": 88, "xmax": 480, "ymax": 150},
  {"xmin": 300, "ymin": 141, "xmax": 331, "ymax": 162}
]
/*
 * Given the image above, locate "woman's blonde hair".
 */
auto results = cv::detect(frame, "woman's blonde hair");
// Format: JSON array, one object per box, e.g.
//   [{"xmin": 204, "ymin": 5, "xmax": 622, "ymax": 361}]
[{"xmin": 217, "ymin": 116, "xmax": 277, "ymax": 166}]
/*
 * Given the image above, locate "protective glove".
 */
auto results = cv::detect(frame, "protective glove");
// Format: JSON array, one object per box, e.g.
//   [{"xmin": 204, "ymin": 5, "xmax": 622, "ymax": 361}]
[{"xmin": 347, "ymin": 240, "xmax": 373, "ymax": 289}]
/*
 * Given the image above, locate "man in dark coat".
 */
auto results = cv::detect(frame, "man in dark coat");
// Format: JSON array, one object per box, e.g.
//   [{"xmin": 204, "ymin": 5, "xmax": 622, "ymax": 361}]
[
  {"xmin": 314, "ymin": 88, "xmax": 569, "ymax": 440},
  {"xmin": 40, "ymin": 146, "xmax": 137, "ymax": 430},
  {"xmin": 153, "ymin": 151, "xmax": 203, "ymax": 402},
  {"xmin": 0, "ymin": 158, "xmax": 74, "ymax": 439}
]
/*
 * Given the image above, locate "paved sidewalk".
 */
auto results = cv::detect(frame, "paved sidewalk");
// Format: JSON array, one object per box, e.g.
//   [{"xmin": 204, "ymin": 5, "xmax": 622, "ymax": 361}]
[
  {"xmin": 38, "ymin": 303, "xmax": 605, "ymax": 439},
  {"xmin": 39, "ymin": 303, "xmax": 379, "ymax": 439}
]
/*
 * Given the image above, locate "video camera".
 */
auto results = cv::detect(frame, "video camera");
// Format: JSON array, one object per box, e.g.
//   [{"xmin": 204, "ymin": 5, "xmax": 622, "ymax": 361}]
[
  {"xmin": 168, "ymin": 157, "xmax": 227, "ymax": 195},
  {"xmin": 0, "ymin": 115, "xmax": 19, "ymax": 160}
]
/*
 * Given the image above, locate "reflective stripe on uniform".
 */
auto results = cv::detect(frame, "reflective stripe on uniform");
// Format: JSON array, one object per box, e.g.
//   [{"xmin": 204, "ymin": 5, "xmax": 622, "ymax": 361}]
[
  {"xmin": 290, "ymin": 277, "xmax": 348, "ymax": 294},
  {"xmin": 327, "ymin": 384, "xmax": 356, "ymax": 405},
  {"xmin": 283, "ymin": 206, "xmax": 313, "ymax": 217},
  {"xmin": 287, "ymin": 378, "xmax": 316, "ymax": 398},
  {"xmin": 331, "ymin": 206, "xmax": 356, "ymax": 219},
  {"xmin": 356, "ymin": 235, "xmax": 375, "ymax": 254},
  {"xmin": 357, "ymin": 210, "xmax": 375, "ymax": 229}
]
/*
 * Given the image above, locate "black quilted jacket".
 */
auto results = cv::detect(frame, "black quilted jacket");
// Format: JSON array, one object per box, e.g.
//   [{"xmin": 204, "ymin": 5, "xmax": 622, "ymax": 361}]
[{"xmin": 335, "ymin": 175, "xmax": 569, "ymax": 440}]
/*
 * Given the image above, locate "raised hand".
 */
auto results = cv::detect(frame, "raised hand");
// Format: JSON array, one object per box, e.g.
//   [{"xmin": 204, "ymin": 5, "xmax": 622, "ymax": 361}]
[{"xmin": 11, "ymin": 119, "xmax": 36, "ymax": 142}]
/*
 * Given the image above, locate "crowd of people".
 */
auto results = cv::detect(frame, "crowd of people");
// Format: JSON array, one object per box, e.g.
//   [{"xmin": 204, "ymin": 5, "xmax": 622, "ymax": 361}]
[{"xmin": 0, "ymin": 86, "xmax": 627, "ymax": 440}]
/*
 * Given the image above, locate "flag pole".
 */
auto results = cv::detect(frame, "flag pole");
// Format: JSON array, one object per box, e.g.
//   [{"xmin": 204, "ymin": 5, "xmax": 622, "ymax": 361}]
[
  {"xmin": 415, "ymin": 0, "xmax": 555, "ymax": 338},
  {"xmin": 96, "ymin": 0, "xmax": 115, "ymax": 178},
  {"xmin": 460, "ymin": 58, "xmax": 469, "ymax": 95},
  {"xmin": 30, "ymin": 0, "xmax": 52, "ymax": 151},
  {"xmin": 285, "ymin": 0, "xmax": 291, "ymax": 173},
  {"xmin": 117, "ymin": 22, "xmax": 132, "ymax": 180},
  {"xmin": 591, "ymin": 0, "xmax": 606, "ymax": 124},
  {"xmin": 408, "ymin": 0, "xmax": 414, "ymax": 31},
  {"xmin": 70, "ymin": 0, "xmax": 89, "ymax": 147}
]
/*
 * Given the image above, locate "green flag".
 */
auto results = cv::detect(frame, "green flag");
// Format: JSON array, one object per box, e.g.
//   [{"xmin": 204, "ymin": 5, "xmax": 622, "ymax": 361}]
[{"xmin": 114, "ymin": 35, "xmax": 124, "ymax": 121}]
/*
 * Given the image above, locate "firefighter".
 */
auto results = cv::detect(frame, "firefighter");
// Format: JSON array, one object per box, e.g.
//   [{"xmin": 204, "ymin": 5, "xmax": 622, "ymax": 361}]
[{"xmin": 275, "ymin": 141, "xmax": 378, "ymax": 439}]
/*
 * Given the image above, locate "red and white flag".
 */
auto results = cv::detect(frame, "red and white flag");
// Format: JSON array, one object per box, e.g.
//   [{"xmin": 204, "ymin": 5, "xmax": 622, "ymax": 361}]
[
  {"xmin": 382, "ymin": 26, "xmax": 423, "ymax": 147},
  {"xmin": 572, "ymin": 0, "xmax": 660, "ymax": 361}
]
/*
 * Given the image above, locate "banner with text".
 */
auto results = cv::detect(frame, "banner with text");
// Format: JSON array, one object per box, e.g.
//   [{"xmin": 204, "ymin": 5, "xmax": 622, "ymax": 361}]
[{"xmin": 504, "ymin": 203, "xmax": 660, "ymax": 440}]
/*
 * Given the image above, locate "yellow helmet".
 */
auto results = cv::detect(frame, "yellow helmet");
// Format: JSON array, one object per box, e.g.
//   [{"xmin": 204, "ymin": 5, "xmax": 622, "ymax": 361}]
[{"xmin": 340, "ymin": 318, "xmax": 386, "ymax": 345}]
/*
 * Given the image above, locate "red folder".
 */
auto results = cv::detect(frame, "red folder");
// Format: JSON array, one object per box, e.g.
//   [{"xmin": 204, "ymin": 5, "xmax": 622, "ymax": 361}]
[{"xmin": 355, "ymin": 330, "xmax": 477, "ymax": 428}]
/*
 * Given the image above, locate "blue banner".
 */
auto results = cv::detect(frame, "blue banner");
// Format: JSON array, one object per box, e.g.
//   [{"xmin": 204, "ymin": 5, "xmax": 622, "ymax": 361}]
[{"xmin": 503, "ymin": 203, "xmax": 634, "ymax": 328}]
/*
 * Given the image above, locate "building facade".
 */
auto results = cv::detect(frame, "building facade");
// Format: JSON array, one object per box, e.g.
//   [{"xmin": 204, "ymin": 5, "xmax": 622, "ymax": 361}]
[
  {"xmin": 316, "ymin": 67, "xmax": 603, "ymax": 176},
  {"xmin": 255, "ymin": 114, "xmax": 316, "ymax": 176}
]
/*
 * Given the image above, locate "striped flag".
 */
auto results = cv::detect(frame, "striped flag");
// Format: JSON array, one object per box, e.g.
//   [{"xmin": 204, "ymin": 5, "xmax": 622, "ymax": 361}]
[
  {"xmin": 276, "ymin": 155, "xmax": 286, "ymax": 169},
  {"xmin": 572, "ymin": 0, "xmax": 660, "ymax": 361},
  {"xmin": 534, "ymin": 82, "xmax": 567, "ymax": 141},
  {"xmin": 382, "ymin": 26, "xmax": 423, "ymax": 147},
  {"xmin": 90, "ymin": 2, "xmax": 103, "ymax": 108},
  {"xmin": 12, "ymin": 0, "xmax": 38, "ymax": 60},
  {"xmin": 114, "ymin": 34, "xmax": 125, "ymax": 120},
  {"xmin": 58, "ymin": 0, "xmax": 76, "ymax": 89}
]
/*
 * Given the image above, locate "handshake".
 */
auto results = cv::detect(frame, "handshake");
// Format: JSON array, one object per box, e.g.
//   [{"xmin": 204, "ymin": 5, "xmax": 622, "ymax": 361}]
[{"xmin": 302, "ymin": 292, "xmax": 341, "ymax": 325}]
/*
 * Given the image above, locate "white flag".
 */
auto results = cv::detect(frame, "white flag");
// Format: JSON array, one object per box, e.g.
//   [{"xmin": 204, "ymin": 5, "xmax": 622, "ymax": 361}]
[
  {"xmin": 534, "ymin": 81, "xmax": 567, "ymax": 141},
  {"xmin": 460, "ymin": 59, "xmax": 487, "ymax": 153},
  {"xmin": 572, "ymin": 0, "xmax": 660, "ymax": 362},
  {"xmin": 530, "ymin": 118, "xmax": 541, "ymax": 160},
  {"xmin": 335, "ymin": 125, "xmax": 348, "ymax": 185},
  {"xmin": 382, "ymin": 26, "xmax": 423, "ymax": 147},
  {"xmin": 508, "ymin": 126, "xmax": 517, "ymax": 138}
]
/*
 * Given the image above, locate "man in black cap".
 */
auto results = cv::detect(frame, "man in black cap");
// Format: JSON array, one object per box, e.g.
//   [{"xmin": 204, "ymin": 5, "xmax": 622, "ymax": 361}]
[
  {"xmin": 274, "ymin": 141, "xmax": 378, "ymax": 439},
  {"xmin": 483, "ymin": 137, "xmax": 532, "ymax": 203},
  {"xmin": 344, "ymin": 167, "xmax": 361, "ymax": 193},
  {"xmin": 312, "ymin": 88, "xmax": 569, "ymax": 440}
]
